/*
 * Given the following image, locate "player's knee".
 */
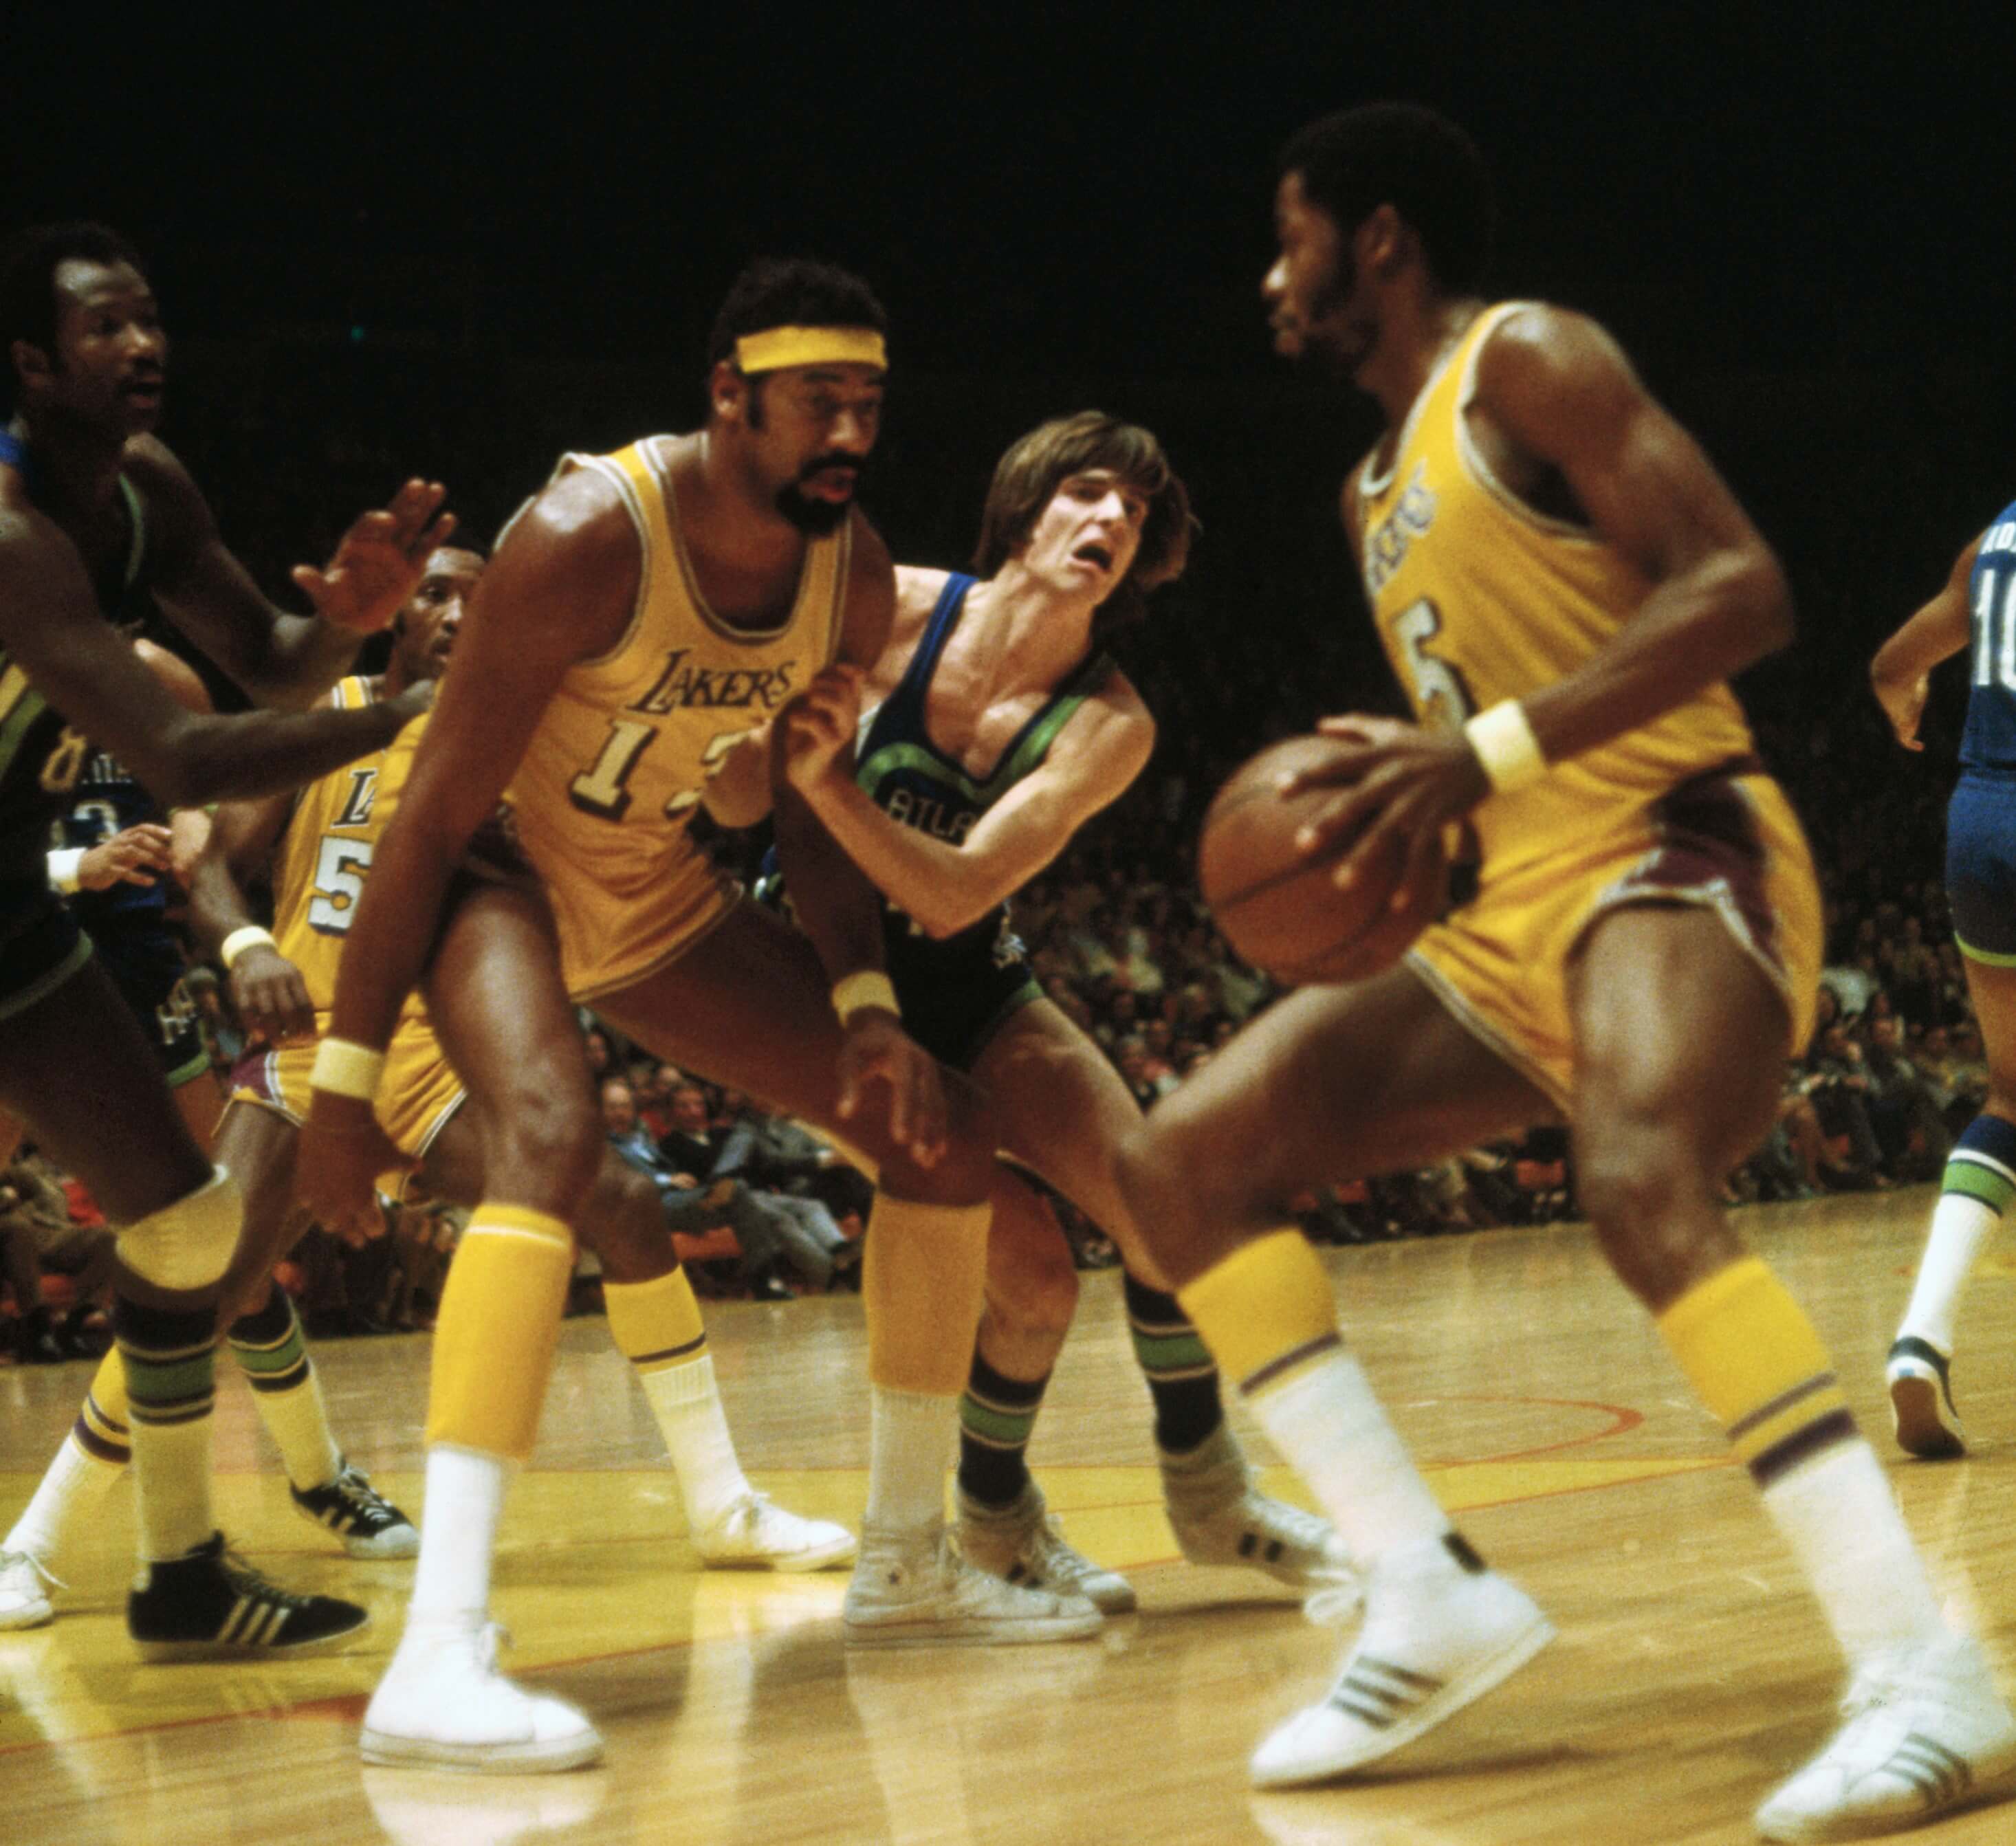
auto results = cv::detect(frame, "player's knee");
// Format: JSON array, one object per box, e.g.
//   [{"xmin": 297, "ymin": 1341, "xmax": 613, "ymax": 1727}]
[
  {"xmin": 987, "ymin": 1237, "xmax": 1080, "ymax": 1341},
  {"xmin": 885, "ymin": 1080, "xmax": 1000, "ymax": 1202},
  {"xmin": 116, "ymin": 1165, "xmax": 241, "ymax": 1295},
  {"xmin": 484, "ymin": 1082, "xmax": 604, "ymax": 1217},
  {"xmin": 576, "ymin": 1154, "xmax": 669, "ymax": 1273}
]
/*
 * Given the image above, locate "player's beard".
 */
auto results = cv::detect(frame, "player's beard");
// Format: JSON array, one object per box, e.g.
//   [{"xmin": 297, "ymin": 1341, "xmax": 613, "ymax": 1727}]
[
  {"xmin": 776, "ymin": 453, "xmax": 868, "ymax": 534},
  {"xmin": 1297, "ymin": 253, "xmax": 1373, "ymax": 379}
]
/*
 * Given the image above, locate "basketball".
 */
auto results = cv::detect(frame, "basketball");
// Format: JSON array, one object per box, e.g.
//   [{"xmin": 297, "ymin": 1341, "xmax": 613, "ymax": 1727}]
[{"xmin": 1198, "ymin": 734, "xmax": 1444, "ymax": 985}]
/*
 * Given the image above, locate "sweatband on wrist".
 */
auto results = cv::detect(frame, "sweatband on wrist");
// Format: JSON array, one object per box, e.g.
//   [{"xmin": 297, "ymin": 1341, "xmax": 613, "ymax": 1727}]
[
  {"xmin": 832, "ymin": 970, "xmax": 900, "ymax": 1024},
  {"xmin": 219, "ymin": 925, "xmax": 277, "ymax": 971},
  {"xmin": 310, "ymin": 1037, "xmax": 386, "ymax": 1101},
  {"xmin": 1462, "ymin": 700, "xmax": 1548, "ymax": 794},
  {"xmin": 47, "ymin": 848, "xmax": 86, "ymax": 894}
]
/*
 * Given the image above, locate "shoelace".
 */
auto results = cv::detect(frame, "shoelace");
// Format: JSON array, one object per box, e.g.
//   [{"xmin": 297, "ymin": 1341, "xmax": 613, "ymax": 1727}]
[
  {"xmin": 329, "ymin": 1470, "xmax": 399, "ymax": 1526},
  {"xmin": 215, "ymin": 1543, "xmax": 317, "ymax": 1613}
]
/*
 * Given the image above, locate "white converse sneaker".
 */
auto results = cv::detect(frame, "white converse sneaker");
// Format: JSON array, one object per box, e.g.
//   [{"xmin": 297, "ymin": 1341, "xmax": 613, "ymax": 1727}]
[
  {"xmin": 958, "ymin": 1482, "xmax": 1137, "ymax": 1614},
  {"xmin": 1162, "ymin": 1426, "xmax": 1359, "ymax": 1603},
  {"xmin": 1886, "ymin": 1338, "xmax": 1966, "ymax": 1460},
  {"xmin": 360, "ymin": 1615, "xmax": 604, "ymax": 1773},
  {"xmin": 690, "ymin": 1490, "xmax": 857, "ymax": 1572},
  {"xmin": 1755, "ymin": 1636, "xmax": 2016, "ymax": 1841},
  {"xmin": 1249, "ymin": 1534, "xmax": 1553, "ymax": 1789},
  {"xmin": 842, "ymin": 1521, "xmax": 1105, "ymax": 1647},
  {"xmin": 0, "ymin": 1550, "xmax": 55, "ymax": 1631}
]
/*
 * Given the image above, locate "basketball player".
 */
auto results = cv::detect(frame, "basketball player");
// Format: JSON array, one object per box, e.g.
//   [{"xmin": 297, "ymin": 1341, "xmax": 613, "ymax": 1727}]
[
  {"xmin": 1873, "ymin": 514, "xmax": 2016, "ymax": 1460},
  {"xmin": 1108, "ymin": 106, "xmax": 2015, "ymax": 1840},
  {"xmin": 294, "ymin": 260, "xmax": 1101, "ymax": 1775},
  {"xmin": 1, "ymin": 223, "xmax": 457, "ymax": 1653},
  {"xmin": 778, "ymin": 410, "xmax": 1348, "ymax": 1611}
]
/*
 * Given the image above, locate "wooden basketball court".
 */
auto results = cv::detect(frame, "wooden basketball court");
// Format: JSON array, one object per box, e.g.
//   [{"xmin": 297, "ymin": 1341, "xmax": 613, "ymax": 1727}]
[{"xmin": 3, "ymin": 1188, "xmax": 2013, "ymax": 1845}]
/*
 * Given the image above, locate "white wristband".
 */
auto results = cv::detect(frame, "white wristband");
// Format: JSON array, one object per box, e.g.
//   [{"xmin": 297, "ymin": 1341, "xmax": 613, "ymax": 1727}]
[
  {"xmin": 47, "ymin": 848, "xmax": 86, "ymax": 894},
  {"xmin": 310, "ymin": 1036, "xmax": 386, "ymax": 1102},
  {"xmin": 1463, "ymin": 700, "xmax": 1547, "ymax": 794},
  {"xmin": 832, "ymin": 969, "xmax": 900, "ymax": 1024},
  {"xmin": 219, "ymin": 925, "xmax": 278, "ymax": 971}
]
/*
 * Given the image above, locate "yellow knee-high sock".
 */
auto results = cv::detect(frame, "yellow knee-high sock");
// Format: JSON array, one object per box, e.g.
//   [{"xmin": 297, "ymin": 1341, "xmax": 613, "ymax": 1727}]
[
  {"xmin": 604, "ymin": 1266, "xmax": 751, "ymax": 1523},
  {"xmin": 861, "ymin": 1195, "xmax": 991, "ymax": 1397},
  {"xmin": 1656, "ymin": 1256, "xmax": 1854, "ymax": 1488},
  {"xmin": 1, "ymin": 1350, "xmax": 130, "ymax": 1564},
  {"xmin": 426, "ymin": 1205, "xmax": 576, "ymax": 1460},
  {"xmin": 1176, "ymin": 1227, "xmax": 1342, "ymax": 1393}
]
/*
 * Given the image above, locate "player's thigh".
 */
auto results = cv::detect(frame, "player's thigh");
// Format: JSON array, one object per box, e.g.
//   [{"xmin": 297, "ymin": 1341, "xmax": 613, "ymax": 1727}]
[
  {"xmin": 1126, "ymin": 963, "xmax": 1548, "ymax": 1224},
  {"xmin": 0, "ymin": 956, "xmax": 210, "ymax": 1222},
  {"xmin": 972, "ymin": 999, "xmax": 1151, "ymax": 1255},
  {"xmin": 421, "ymin": 879, "xmax": 603, "ymax": 1209},
  {"xmin": 1568, "ymin": 902, "xmax": 1788, "ymax": 1182},
  {"xmin": 1956, "ymin": 952, "xmax": 2016, "ymax": 1111},
  {"xmin": 173, "ymin": 1068, "xmax": 223, "ymax": 1151},
  {"xmin": 595, "ymin": 899, "xmax": 992, "ymax": 1191}
]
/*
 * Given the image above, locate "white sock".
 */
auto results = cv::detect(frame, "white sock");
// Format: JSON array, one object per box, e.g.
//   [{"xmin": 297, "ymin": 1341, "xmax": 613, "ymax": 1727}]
[
  {"xmin": 408, "ymin": 1445, "xmax": 511, "ymax": 1624},
  {"xmin": 1897, "ymin": 1192, "xmax": 2001, "ymax": 1356},
  {"xmin": 862, "ymin": 1385, "xmax": 952, "ymax": 1540},
  {"xmin": 1763, "ymin": 1442, "xmax": 1949, "ymax": 1660},
  {"xmin": 638, "ymin": 1354, "xmax": 752, "ymax": 1528},
  {"xmin": 1247, "ymin": 1348, "xmax": 1449, "ymax": 1565},
  {"xmin": 3, "ymin": 1434, "xmax": 122, "ymax": 1570}
]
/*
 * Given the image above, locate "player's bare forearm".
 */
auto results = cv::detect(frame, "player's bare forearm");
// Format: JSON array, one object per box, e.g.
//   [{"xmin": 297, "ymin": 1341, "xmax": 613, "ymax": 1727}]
[
  {"xmin": 325, "ymin": 800, "xmax": 461, "ymax": 1051},
  {"xmin": 771, "ymin": 770, "xmax": 887, "ymax": 983},
  {"xmin": 699, "ymin": 725, "xmax": 776, "ymax": 828},
  {"xmin": 1873, "ymin": 538, "xmax": 1977, "ymax": 691},
  {"xmin": 1520, "ymin": 545, "xmax": 1790, "ymax": 765},
  {"xmin": 161, "ymin": 692, "xmax": 424, "ymax": 809},
  {"xmin": 186, "ymin": 793, "xmax": 289, "ymax": 954},
  {"xmin": 229, "ymin": 610, "xmax": 368, "ymax": 709}
]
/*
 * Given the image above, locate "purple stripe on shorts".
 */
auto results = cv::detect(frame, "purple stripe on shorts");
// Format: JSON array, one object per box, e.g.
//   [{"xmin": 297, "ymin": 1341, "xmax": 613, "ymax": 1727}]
[
  {"xmin": 230, "ymin": 1046, "xmax": 281, "ymax": 1106},
  {"xmin": 1614, "ymin": 756, "xmax": 1777, "ymax": 969}
]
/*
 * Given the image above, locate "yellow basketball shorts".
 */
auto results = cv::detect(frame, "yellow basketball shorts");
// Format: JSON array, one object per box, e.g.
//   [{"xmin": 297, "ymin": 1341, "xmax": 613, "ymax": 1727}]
[
  {"xmin": 229, "ymin": 1011, "xmax": 465, "ymax": 1174},
  {"xmin": 1406, "ymin": 760, "xmax": 1822, "ymax": 1109}
]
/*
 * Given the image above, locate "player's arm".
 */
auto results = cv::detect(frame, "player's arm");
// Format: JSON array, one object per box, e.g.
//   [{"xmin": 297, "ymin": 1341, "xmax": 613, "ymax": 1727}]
[
  {"xmin": 1870, "ymin": 533, "xmax": 1982, "ymax": 751},
  {"xmin": 790, "ymin": 677, "xmax": 1154, "ymax": 938},
  {"xmin": 772, "ymin": 516, "xmax": 945, "ymax": 1156},
  {"xmin": 186, "ymin": 785, "xmax": 316, "ymax": 1047},
  {"xmin": 127, "ymin": 439, "xmax": 452, "ymax": 708},
  {"xmin": 0, "ymin": 503, "xmax": 430, "ymax": 809}
]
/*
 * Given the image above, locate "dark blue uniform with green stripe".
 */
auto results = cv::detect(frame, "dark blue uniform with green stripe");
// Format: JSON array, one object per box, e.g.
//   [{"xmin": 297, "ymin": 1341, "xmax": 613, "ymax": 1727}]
[
  {"xmin": 0, "ymin": 429, "xmax": 157, "ymax": 1022},
  {"xmin": 855, "ymin": 572, "xmax": 1115, "ymax": 1070},
  {"xmin": 1948, "ymin": 502, "xmax": 2016, "ymax": 962}
]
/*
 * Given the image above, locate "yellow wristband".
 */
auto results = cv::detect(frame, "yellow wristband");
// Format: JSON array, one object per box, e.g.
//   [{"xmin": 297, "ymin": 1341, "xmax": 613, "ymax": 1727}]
[
  {"xmin": 1462, "ymin": 699, "xmax": 1547, "ymax": 794},
  {"xmin": 832, "ymin": 969, "xmax": 900, "ymax": 1024},
  {"xmin": 219, "ymin": 925, "xmax": 277, "ymax": 971},
  {"xmin": 310, "ymin": 1036, "xmax": 386, "ymax": 1102}
]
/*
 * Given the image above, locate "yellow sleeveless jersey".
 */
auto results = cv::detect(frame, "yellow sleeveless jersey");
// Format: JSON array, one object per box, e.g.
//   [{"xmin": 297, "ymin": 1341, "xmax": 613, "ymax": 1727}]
[
  {"xmin": 270, "ymin": 675, "xmax": 430, "ymax": 1025},
  {"xmin": 503, "ymin": 437, "xmax": 851, "ymax": 998},
  {"xmin": 1355, "ymin": 301, "xmax": 1757, "ymax": 880}
]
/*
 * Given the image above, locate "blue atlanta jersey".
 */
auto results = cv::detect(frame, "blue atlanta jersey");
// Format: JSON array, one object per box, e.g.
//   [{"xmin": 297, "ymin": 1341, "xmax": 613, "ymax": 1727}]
[{"xmin": 1962, "ymin": 503, "xmax": 2016, "ymax": 773}]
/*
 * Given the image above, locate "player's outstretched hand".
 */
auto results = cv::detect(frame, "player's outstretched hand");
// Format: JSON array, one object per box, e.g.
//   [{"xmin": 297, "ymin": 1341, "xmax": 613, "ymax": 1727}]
[
  {"xmin": 835, "ymin": 1009, "xmax": 946, "ymax": 1166},
  {"xmin": 297, "ymin": 1092, "xmax": 411, "ymax": 1247},
  {"xmin": 291, "ymin": 480, "xmax": 457, "ymax": 635},
  {"xmin": 1286, "ymin": 713, "xmax": 1487, "ymax": 906},
  {"xmin": 77, "ymin": 822, "xmax": 175, "ymax": 890},
  {"xmin": 230, "ymin": 945, "xmax": 317, "ymax": 1048},
  {"xmin": 1872, "ymin": 670, "xmax": 1929, "ymax": 751},
  {"xmin": 781, "ymin": 664, "xmax": 863, "ymax": 789}
]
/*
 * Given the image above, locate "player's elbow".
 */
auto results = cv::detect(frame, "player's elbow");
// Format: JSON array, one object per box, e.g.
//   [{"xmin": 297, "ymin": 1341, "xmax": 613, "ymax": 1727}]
[{"xmin": 1736, "ymin": 550, "xmax": 1795, "ymax": 661}]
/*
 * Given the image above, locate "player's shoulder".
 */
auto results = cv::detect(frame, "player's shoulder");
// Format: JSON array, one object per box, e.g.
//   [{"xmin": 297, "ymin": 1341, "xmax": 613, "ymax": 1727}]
[
  {"xmin": 1474, "ymin": 300, "xmax": 1639, "ymax": 402},
  {"xmin": 1071, "ymin": 659, "xmax": 1155, "ymax": 764},
  {"xmin": 894, "ymin": 564, "xmax": 953, "ymax": 619}
]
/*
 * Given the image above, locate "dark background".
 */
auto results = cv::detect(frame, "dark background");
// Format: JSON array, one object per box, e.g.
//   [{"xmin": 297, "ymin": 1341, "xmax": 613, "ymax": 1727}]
[{"xmin": 10, "ymin": 1, "xmax": 2016, "ymax": 787}]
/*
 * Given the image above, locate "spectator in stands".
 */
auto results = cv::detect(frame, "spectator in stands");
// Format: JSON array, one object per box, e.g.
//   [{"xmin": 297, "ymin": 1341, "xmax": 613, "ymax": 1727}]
[{"xmin": 2, "ymin": 1149, "xmax": 115, "ymax": 1361}]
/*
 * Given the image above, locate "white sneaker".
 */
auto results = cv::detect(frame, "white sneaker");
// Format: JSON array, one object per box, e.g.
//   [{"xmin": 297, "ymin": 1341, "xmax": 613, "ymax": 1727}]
[
  {"xmin": 1249, "ymin": 1535, "xmax": 1553, "ymax": 1789},
  {"xmin": 1885, "ymin": 1337, "xmax": 1966, "ymax": 1460},
  {"xmin": 1755, "ymin": 1636, "xmax": 2016, "ymax": 1841},
  {"xmin": 0, "ymin": 1550, "xmax": 55, "ymax": 1631},
  {"xmin": 958, "ymin": 1482, "xmax": 1137, "ymax": 1614},
  {"xmin": 843, "ymin": 1521, "xmax": 1105, "ymax": 1647},
  {"xmin": 1163, "ymin": 1426, "xmax": 1359, "ymax": 1604},
  {"xmin": 690, "ymin": 1490, "xmax": 857, "ymax": 1573},
  {"xmin": 360, "ymin": 1615, "xmax": 604, "ymax": 1773}
]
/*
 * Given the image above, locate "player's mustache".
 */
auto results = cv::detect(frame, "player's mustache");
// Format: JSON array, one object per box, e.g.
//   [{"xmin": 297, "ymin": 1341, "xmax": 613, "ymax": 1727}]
[{"xmin": 796, "ymin": 451, "xmax": 868, "ymax": 485}]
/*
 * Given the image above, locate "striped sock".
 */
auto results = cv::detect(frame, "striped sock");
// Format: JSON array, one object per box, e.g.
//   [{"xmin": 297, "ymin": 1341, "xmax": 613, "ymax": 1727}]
[
  {"xmin": 1897, "ymin": 1113, "xmax": 2016, "ymax": 1355},
  {"xmin": 1180, "ymin": 1229, "xmax": 1449, "ymax": 1563},
  {"xmin": 114, "ymin": 1291, "xmax": 218, "ymax": 1562},
  {"xmin": 956, "ymin": 1352, "xmax": 1048, "ymax": 1508},
  {"xmin": 1121, "ymin": 1271, "xmax": 1224, "ymax": 1456},
  {"xmin": 1659, "ymin": 1255, "xmax": 1944, "ymax": 1658},
  {"xmin": 2, "ymin": 1350, "xmax": 130, "ymax": 1566},
  {"xmin": 228, "ymin": 1288, "xmax": 342, "ymax": 1493},
  {"xmin": 604, "ymin": 1266, "xmax": 752, "ymax": 1527}
]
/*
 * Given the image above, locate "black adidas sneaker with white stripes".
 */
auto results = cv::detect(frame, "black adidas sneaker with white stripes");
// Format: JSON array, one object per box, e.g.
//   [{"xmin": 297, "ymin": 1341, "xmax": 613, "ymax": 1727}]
[
  {"xmin": 291, "ymin": 1461, "xmax": 419, "ymax": 1559},
  {"xmin": 127, "ymin": 1532, "xmax": 369, "ymax": 1659}
]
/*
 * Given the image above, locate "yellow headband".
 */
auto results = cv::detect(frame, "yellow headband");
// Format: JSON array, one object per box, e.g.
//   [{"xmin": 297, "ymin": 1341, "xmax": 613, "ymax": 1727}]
[{"xmin": 734, "ymin": 325, "xmax": 888, "ymax": 374}]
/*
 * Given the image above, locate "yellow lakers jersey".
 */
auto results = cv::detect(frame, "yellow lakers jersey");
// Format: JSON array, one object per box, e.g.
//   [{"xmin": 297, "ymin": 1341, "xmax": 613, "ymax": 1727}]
[
  {"xmin": 503, "ymin": 437, "xmax": 851, "ymax": 997},
  {"xmin": 1355, "ymin": 302, "xmax": 1756, "ymax": 878},
  {"xmin": 270, "ymin": 675, "xmax": 430, "ymax": 1021}
]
